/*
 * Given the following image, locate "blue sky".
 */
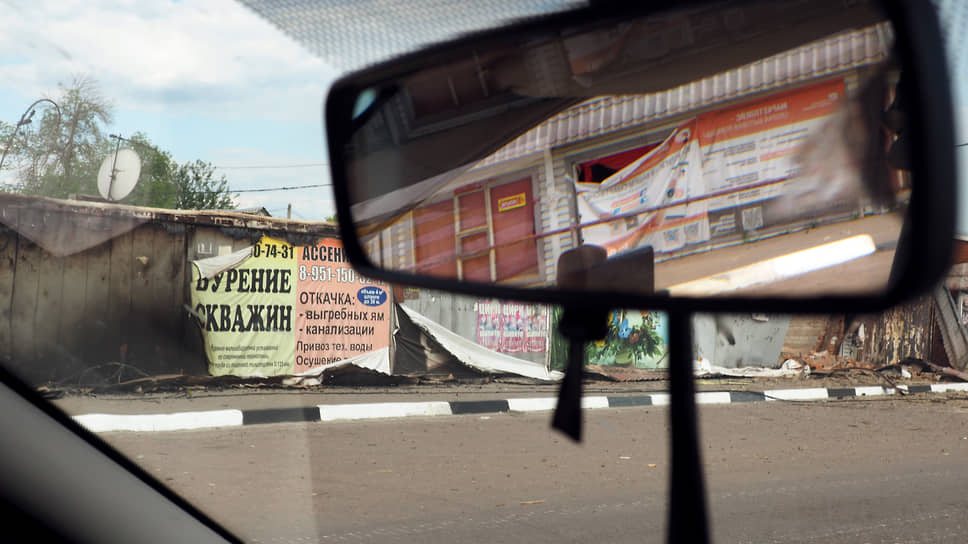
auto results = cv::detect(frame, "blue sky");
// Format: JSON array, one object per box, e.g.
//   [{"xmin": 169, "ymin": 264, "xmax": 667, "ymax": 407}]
[{"xmin": 0, "ymin": 0, "xmax": 339, "ymax": 219}]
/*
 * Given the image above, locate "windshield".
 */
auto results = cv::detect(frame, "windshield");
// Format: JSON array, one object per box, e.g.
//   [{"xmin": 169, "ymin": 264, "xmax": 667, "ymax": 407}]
[{"xmin": 1, "ymin": 1, "xmax": 968, "ymax": 543}]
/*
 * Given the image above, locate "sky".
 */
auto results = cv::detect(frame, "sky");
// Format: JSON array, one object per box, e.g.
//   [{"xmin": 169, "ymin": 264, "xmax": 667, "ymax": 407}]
[
  {"xmin": 0, "ymin": 1, "xmax": 967, "ymax": 229},
  {"xmin": 0, "ymin": 0, "xmax": 340, "ymax": 220}
]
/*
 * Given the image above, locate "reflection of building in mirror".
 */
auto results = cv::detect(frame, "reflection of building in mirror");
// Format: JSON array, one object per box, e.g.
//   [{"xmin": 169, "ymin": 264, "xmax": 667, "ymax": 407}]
[{"xmin": 362, "ymin": 22, "xmax": 905, "ymax": 297}]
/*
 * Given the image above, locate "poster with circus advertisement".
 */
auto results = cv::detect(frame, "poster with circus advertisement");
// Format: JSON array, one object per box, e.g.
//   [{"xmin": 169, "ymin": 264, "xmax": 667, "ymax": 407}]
[{"xmin": 476, "ymin": 300, "xmax": 550, "ymax": 354}]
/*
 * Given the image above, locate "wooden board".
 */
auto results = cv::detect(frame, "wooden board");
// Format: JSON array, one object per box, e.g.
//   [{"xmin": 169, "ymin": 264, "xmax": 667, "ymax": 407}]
[
  {"xmin": 148, "ymin": 225, "xmax": 186, "ymax": 372},
  {"xmin": 107, "ymin": 224, "xmax": 133, "ymax": 365},
  {"xmin": 56, "ymin": 243, "xmax": 91, "ymax": 369},
  {"xmin": 0, "ymin": 220, "xmax": 18, "ymax": 363},
  {"xmin": 78, "ymin": 238, "xmax": 113, "ymax": 367},
  {"xmin": 128, "ymin": 225, "xmax": 158, "ymax": 371},
  {"xmin": 33, "ymin": 240, "xmax": 66, "ymax": 378},
  {"xmin": 9, "ymin": 209, "xmax": 41, "ymax": 378}
]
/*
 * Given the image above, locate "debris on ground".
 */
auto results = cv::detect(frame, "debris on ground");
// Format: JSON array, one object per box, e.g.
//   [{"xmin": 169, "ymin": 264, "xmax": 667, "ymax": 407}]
[
  {"xmin": 37, "ymin": 350, "xmax": 968, "ymax": 399},
  {"xmin": 900, "ymin": 358, "xmax": 968, "ymax": 382},
  {"xmin": 584, "ymin": 365, "xmax": 668, "ymax": 382}
]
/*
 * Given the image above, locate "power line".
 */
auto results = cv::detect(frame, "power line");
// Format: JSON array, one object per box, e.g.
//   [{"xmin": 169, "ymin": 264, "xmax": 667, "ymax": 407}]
[
  {"xmin": 214, "ymin": 162, "xmax": 329, "ymax": 169},
  {"xmin": 231, "ymin": 183, "xmax": 332, "ymax": 193},
  {"xmin": 183, "ymin": 183, "xmax": 332, "ymax": 195}
]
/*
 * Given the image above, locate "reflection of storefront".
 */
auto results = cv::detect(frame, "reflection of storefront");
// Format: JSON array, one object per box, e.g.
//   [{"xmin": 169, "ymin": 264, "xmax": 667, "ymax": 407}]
[
  {"xmin": 383, "ymin": 25, "xmax": 893, "ymax": 290},
  {"xmin": 367, "ymin": 25, "xmax": 893, "ymax": 369},
  {"xmin": 414, "ymin": 176, "xmax": 539, "ymax": 282}
]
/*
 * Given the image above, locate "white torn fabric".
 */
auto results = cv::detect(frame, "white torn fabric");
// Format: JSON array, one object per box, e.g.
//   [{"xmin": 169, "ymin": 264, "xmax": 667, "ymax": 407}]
[
  {"xmin": 399, "ymin": 305, "xmax": 563, "ymax": 381},
  {"xmin": 694, "ymin": 358, "xmax": 809, "ymax": 378},
  {"xmin": 293, "ymin": 347, "xmax": 392, "ymax": 376},
  {"xmin": 192, "ymin": 246, "xmax": 253, "ymax": 279}
]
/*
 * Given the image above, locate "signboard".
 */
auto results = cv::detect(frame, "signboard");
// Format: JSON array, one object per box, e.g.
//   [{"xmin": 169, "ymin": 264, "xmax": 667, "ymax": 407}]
[
  {"xmin": 497, "ymin": 193, "xmax": 527, "ymax": 212},
  {"xmin": 295, "ymin": 238, "xmax": 393, "ymax": 372},
  {"xmin": 575, "ymin": 78, "xmax": 848, "ymax": 255},
  {"xmin": 191, "ymin": 236, "xmax": 392, "ymax": 376}
]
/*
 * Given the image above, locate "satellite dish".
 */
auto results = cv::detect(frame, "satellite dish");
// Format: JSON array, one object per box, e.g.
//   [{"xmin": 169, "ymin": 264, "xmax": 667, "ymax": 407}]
[{"xmin": 97, "ymin": 148, "xmax": 141, "ymax": 201}]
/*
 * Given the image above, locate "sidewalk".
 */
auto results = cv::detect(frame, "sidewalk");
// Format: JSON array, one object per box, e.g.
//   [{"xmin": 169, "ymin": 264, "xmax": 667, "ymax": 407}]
[{"xmin": 56, "ymin": 381, "xmax": 968, "ymax": 433}]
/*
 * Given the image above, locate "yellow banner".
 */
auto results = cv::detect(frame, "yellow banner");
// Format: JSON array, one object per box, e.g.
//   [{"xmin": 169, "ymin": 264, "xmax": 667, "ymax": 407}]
[{"xmin": 189, "ymin": 236, "xmax": 392, "ymax": 377}]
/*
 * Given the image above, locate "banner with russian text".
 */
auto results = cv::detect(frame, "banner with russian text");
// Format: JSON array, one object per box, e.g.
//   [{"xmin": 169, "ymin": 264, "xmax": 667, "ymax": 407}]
[
  {"xmin": 295, "ymin": 238, "xmax": 392, "ymax": 372},
  {"xmin": 190, "ymin": 236, "xmax": 392, "ymax": 376},
  {"xmin": 574, "ymin": 78, "xmax": 847, "ymax": 255}
]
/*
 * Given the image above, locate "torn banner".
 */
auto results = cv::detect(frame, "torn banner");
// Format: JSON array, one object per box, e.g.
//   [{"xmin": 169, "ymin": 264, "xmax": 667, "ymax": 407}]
[{"xmin": 190, "ymin": 236, "xmax": 393, "ymax": 377}]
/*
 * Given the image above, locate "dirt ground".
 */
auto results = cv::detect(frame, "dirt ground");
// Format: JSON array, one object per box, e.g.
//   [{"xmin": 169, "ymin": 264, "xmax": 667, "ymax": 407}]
[{"xmin": 49, "ymin": 368, "xmax": 948, "ymax": 409}]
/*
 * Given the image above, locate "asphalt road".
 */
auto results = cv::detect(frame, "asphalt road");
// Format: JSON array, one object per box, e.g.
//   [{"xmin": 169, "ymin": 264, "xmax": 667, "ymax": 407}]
[
  {"xmin": 103, "ymin": 395, "xmax": 968, "ymax": 543},
  {"xmin": 654, "ymin": 212, "xmax": 903, "ymax": 297}
]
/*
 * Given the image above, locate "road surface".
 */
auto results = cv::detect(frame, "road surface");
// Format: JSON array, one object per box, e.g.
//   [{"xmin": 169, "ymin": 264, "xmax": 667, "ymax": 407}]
[{"xmin": 103, "ymin": 394, "xmax": 968, "ymax": 543}]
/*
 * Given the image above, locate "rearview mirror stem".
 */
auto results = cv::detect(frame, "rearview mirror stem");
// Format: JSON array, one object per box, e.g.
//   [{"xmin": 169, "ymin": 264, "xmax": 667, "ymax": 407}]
[
  {"xmin": 667, "ymin": 309, "xmax": 711, "ymax": 543},
  {"xmin": 552, "ymin": 305, "xmax": 711, "ymax": 542}
]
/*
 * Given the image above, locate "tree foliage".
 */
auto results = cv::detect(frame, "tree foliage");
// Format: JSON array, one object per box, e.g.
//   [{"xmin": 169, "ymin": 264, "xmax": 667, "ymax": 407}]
[
  {"xmin": 172, "ymin": 160, "xmax": 236, "ymax": 210},
  {"xmin": 3, "ymin": 75, "xmax": 235, "ymax": 210}
]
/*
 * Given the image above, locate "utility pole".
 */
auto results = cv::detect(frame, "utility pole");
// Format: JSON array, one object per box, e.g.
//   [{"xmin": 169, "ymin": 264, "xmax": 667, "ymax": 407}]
[{"xmin": 287, "ymin": 203, "xmax": 292, "ymax": 219}]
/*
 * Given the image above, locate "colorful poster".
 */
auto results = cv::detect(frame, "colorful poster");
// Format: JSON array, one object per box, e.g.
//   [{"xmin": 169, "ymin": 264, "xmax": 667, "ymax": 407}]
[
  {"xmin": 190, "ymin": 237, "xmax": 297, "ymax": 376},
  {"xmin": 525, "ymin": 305, "xmax": 550, "ymax": 353},
  {"xmin": 576, "ymin": 119, "xmax": 708, "ymax": 255},
  {"xmin": 476, "ymin": 300, "xmax": 503, "ymax": 351},
  {"xmin": 500, "ymin": 302, "xmax": 527, "ymax": 353},
  {"xmin": 574, "ymin": 78, "xmax": 847, "ymax": 256},
  {"xmin": 190, "ymin": 236, "xmax": 392, "ymax": 377},
  {"xmin": 294, "ymin": 238, "xmax": 392, "ymax": 372},
  {"xmin": 476, "ymin": 300, "xmax": 550, "ymax": 354},
  {"xmin": 586, "ymin": 310, "xmax": 669, "ymax": 369},
  {"xmin": 698, "ymin": 78, "xmax": 846, "ymax": 211}
]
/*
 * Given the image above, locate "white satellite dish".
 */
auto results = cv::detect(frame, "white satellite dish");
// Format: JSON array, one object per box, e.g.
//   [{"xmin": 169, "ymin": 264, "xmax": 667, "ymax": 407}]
[{"xmin": 97, "ymin": 148, "xmax": 141, "ymax": 201}]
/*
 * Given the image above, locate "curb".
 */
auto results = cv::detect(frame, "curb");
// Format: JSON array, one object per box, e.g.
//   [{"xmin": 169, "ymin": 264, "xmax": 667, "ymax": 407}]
[{"xmin": 73, "ymin": 383, "xmax": 968, "ymax": 433}]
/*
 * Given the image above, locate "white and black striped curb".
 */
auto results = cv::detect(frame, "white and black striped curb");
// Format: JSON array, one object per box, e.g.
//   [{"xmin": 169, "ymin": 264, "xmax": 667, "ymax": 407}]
[{"xmin": 73, "ymin": 383, "xmax": 968, "ymax": 433}]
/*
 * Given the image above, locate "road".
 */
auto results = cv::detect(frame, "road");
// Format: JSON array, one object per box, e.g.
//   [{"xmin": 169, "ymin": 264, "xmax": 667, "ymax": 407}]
[
  {"xmin": 103, "ymin": 395, "xmax": 968, "ymax": 543},
  {"xmin": 654, "ymin": 212, "xmax": 903, "ymax": 297}
]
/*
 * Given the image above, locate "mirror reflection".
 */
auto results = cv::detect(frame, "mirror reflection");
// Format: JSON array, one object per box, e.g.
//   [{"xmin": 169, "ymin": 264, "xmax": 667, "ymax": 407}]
[{"xmin": 341, "ymin": 0, "xmax": 906, "ymax": 297}]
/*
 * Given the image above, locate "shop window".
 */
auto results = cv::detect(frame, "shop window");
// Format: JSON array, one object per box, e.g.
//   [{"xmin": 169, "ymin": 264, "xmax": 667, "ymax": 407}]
[{"xmin": 576, "ymin": 143, "xmax": 660, "ymax": 183}]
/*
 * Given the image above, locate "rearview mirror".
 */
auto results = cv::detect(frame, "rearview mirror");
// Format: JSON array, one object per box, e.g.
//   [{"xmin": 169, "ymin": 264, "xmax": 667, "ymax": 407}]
[{"xmin": 325, "ymin": 0, "xmax": 955, "ymax": 313}]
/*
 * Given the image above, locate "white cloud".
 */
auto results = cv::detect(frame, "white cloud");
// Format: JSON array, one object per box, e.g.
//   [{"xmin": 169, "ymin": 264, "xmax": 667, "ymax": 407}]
[
  {"xmin": 0, "ymin": 0, "xmax": 338, "ymax": 121},
  {"xmin": 0, "ymin": 0, "xmax": 339, "ymax": 218}
]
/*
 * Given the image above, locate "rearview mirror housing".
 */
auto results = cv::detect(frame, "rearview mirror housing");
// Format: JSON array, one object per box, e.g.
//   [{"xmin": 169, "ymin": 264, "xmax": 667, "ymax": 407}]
[{"xmin": 325, "ymin": 0, "xmax": 955, "ymax": 314}]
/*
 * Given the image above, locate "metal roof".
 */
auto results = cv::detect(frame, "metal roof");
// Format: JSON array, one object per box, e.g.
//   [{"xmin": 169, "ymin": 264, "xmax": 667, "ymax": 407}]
[
  {"xmin": 476, "ymin": 23, "xmax": 892, "ymax": 168},
  {"xmin": 0, "ymin": 193, "xmax": 336, "ymax": 257}
]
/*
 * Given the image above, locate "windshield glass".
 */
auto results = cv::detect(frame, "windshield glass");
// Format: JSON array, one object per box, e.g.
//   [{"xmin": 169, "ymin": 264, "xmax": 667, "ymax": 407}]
[{"xmin": 1, "ymin": 1, "xmax": 967, "ymax": 543}]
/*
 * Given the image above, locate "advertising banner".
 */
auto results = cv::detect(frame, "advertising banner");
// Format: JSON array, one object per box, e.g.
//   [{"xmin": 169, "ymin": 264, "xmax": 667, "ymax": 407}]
[
  {"xmin": 574, "ymin": 78, "xmax": 847, "ymax": 255},
  {"xmin": 476, "ymin": 300, "xmax": 550, "ymax": 354},
  {"xmin": 576, "ymin": 119, "xmax": 708, "ymax": 254},
  {"xmin": 698, "ymin": 78, "xmax": 846, "ymax": 211},
  {"xmin": 191, "ymin": 236, "xmax": 392, "ymax": 376}
]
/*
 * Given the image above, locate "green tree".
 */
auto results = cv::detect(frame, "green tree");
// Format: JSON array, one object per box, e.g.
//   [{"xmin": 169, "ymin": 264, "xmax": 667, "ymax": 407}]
[
  {"xmin": 4, "ymin": 76, "xmax": 237, "ymax": 210},
  {"xmin": 119, "ymin": 132, "xmax": 178, "ymax": 208},
  {"xmin": 172, "ymin": 159, "xmax": 237, "ymax": 210},
  {"xmin": 17, "ymin": 75, "xmax": 113, "ymax": 199}
]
